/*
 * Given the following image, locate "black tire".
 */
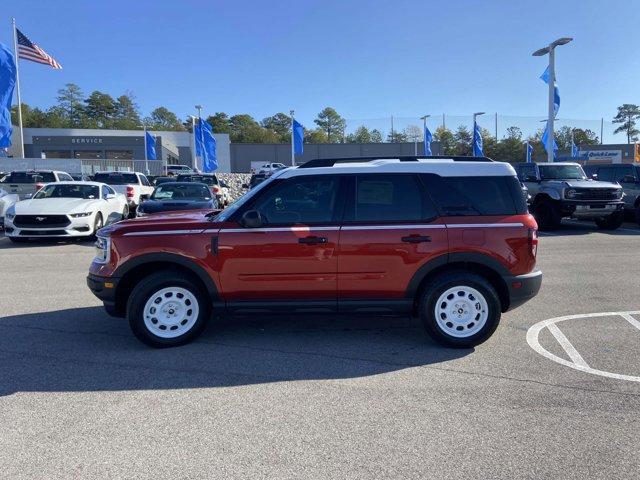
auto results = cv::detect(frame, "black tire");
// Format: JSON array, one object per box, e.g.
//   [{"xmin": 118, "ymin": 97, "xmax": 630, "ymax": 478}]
[
  {"xmin": 533, "ymin": 198, "xmax": 562, "ymax": 230},
  {"xmin": 126, "ymin": 270, "xmax": 210, "ymax": 348},
  {"xmin": 595, "ymin": 211, "xmax": 623, "ymax": 230},
  {"xmin": 419, "ymin": 271, "xmax": 501, "ymax": 348},
  {"xmin": 635, "ymin": 205, "xmax": 640, "ymax": 227}
]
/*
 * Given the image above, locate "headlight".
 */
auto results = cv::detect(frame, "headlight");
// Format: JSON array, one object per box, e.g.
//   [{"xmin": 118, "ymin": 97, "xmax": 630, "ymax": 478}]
[
  {"xmin": 616, "ymin": 189, "xmax": 624, "ymax": 199},
  {"xmin": 564, "ymin": 189, "xmax": 577, "ymax": 199},
  {"xmin": 5, "ymin": 208, "xmax": 15, "ymax": 221},
  {"xmin": 70, "ymin": 212, "xmax": 93, "ymax": 218},
  {"xmin": 94, "ymin": 235, "xmax": 111, "ymax": 264}
]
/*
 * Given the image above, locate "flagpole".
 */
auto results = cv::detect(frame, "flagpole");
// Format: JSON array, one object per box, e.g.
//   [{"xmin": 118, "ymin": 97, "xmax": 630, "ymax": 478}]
[
  {"xmin": 290, "ymin": 110, "xmax": 295, "ymax": 166},
  {"xmin": 11, "ymin": 18, "xmax": 25, "ymax": 158}
]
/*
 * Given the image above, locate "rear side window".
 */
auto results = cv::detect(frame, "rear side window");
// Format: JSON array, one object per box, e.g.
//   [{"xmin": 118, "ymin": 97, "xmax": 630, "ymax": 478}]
[
  {"xmin": 344, "ymin": 174, "xmax": 437, "ymax": 223},
  {"xmin": 422, "ymin": 175, "xmax": 526, "ymax": 216},
  {"xmin": 516, "ymin": 164, "xmax": 537, "ymax": 181},
  {"xmin": 94, "ymin": 173, "xmax": 138, "ymax": 185}
]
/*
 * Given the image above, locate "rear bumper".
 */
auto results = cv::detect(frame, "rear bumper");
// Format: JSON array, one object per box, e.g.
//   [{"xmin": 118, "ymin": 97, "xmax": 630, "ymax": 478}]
[
  {"xmin": 87, "ymin": 274, "xmax": 121, "ymax": 316},
  {"xmin": 504, "ymin": 269, "xmax": 542, "ymax": 311}
]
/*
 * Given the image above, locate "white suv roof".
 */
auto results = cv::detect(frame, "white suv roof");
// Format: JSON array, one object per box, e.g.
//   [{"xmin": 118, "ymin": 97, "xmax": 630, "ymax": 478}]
[{"xmin": 280, "ymin": 158, "xmax": 517, "ymax": 178}]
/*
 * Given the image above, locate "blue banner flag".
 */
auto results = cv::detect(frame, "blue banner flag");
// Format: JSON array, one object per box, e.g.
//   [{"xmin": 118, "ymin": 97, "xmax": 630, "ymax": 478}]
[
  {"xmin": 424, "ymin": 124, "xmax": 433, "ymax": 155},
  {"xmin": 526, "ymin": 142, "xmax": 534, "ymax": 163},
  {"xmin": 554, "ymin": 85, "xmax": 560, "ymax": 118},
  {"xmin": 145, "ymin": 131, "xmax": 157, "ymax": 160},
  {"xmin": 539, "ymin": 66, "xmax": 550, "ymax": 84},
  {"xmin": 473, "ymin": 122, "xmax": 483, "ymax": 157},
  {"xmin": 0, "ymin": 43, "xmax": 16, "ymax": 149},
  {"xmin": 195, "ymin": 117, "xmax": 217, "ymax": 172},
  {"xmin": 292, "ymin": 119, "xmax": 304, "ymax": 155},
  {"xmin": 571, "ymin": 140, "xmax": 579, "ymax": 158},
  {"xmin": 541, "ymin": 122, "xmax": 558, "ymax": 159}
]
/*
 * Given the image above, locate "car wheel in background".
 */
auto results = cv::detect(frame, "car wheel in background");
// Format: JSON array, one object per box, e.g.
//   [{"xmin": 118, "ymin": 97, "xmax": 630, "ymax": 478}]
[
  {"xmin": 419, "ymin": 271, "xmax": 501, "ymax": 348},
  {"xmin": 533, "ymin": 198, "xmax": 561, "ymax": 230},
  {"xmin": 126, "ymin": 270, "xmax": 210, "ymax": 348},
  {"xmin": 595, "ymin": 212, "xmax": 623, "ymax": 230}
]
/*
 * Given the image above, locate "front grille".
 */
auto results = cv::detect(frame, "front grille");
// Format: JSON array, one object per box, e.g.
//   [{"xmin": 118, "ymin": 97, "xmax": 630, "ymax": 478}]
[
  {"xmin": 20, "ymin": 230, "xmax": 67, "ymax": 236},
  {"xmin": 571, "ymin": 188, "xmax": 619, "ymax": 201},
  {"xmin": 13, "ymin": 215, "xmax": 70, "ymax": 228}
]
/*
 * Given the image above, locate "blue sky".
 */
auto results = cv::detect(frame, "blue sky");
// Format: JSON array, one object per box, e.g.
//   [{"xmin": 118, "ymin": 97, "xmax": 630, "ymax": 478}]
[{"xmin": 2, "ymin": 0, "xmax": 639, "ymax": 135}]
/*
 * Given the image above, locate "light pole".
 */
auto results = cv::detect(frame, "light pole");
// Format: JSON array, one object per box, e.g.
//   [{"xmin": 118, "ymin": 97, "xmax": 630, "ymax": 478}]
[
  {"xmin": 420, "ymin": 115, "xmax": 431, "ymax": 155},
  {"xmin": 189, "ymin": 114, "xmax": 198, "ymax": 172},
  {"xmin": 533, "ymin": 37, "xmax": 573, "ymax": 162}
]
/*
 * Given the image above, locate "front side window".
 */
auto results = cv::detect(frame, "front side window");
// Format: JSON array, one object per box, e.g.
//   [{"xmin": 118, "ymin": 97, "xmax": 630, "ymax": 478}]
[
  {"xmin": 614, "ymin": 165, "xmax": 636, "ymax": 183},
  {"xmin": 252, "ymin": 176, "xmax": 339, "ymax": 225},
  {"xmin": 139, "ymin": 175, "xmax": 151, "ymax": 186},
  {"xmin": 58, "ymin": 173, "xmax": 74, "ymax": 181},
  {"xmin": 34, "ymin": 184, "xmax": 99, "ymax": 200},
  {"xmin": 423, "ymin": 175, "xmax": 525, "ymax": 216},
  {"xmin": 344, "ymin": 174, "xmax": 436, "ymax": 222}
]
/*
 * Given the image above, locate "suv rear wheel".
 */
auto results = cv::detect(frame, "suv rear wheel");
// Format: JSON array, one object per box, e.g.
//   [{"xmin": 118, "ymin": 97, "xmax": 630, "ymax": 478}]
[
  {"xmin": 126, "ymin": 271, "xmax": 210, "ymax": 348},
  {"xmin": 419, "ymin": 272, "xmax": 501, "ymax": 348}
]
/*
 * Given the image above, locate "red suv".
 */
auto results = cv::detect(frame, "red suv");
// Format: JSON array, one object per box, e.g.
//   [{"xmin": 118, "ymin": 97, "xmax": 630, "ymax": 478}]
[{"xmin": 87, "ymin": 156, "xmax": 541, "ymax": 348}]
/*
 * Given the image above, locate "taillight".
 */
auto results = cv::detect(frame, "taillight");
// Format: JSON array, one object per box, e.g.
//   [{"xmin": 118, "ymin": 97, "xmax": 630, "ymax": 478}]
[
  {"xmin": 126, "ymin": 186, "xmax": 134, "ymax": 198},
  {"xmin": 35, "ymin": 183, "xmax": 44, "ymax": 191},
  {"xmin": 528, "ymin": 228, "xmax": 538, "ymax": 258}
]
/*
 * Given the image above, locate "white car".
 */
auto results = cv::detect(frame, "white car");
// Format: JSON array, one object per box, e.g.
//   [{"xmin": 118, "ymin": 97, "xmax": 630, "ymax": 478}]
[
  {"xmin": 93, "ymin": 171, "xmax": 155, "ymax": 215},
  {"xmin": 4, "ymin": 182, "xmax": 128, "ymax": 242},
  {"xmin": 0, "ymin": 187, "xmax": 19, "ymax": 229},
  {"xmin": 258, "ymin": 163, "xmax": 286, "ymax": 175}
]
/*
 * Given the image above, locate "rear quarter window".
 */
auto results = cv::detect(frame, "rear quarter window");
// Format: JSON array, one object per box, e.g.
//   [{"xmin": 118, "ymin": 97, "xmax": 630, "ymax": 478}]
[{"xmin": 422, "ymin": 175, "xmax": 527, "ymax": 216}]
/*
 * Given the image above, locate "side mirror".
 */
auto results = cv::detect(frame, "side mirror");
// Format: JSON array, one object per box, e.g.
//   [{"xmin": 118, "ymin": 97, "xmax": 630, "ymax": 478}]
[
  {"xmin": 622, "ymin": 175, "xmax": 637, "ymax": 183},
  {"xmin": 241, "ymin": 210, "xmax": 266, "ymax": 228},
  {"xmin": 591, "ymin": 174, "xmax": 598, "ymax": 180},
  {"xmin": 523, "ymin": 175, "xmax": 538, "ymax": 182},
  {"xmin": 139, "ymin": 194, "xmax": 150, "ymax": 202}
]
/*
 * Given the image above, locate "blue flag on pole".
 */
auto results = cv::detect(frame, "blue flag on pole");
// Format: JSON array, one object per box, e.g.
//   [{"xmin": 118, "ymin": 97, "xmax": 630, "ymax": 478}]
[
  {"xmin": 145, "ymin": 131, "xmax": 157, "ymax": 160},
  {"xmin": 473, "ymin": 122, "xmax": 483, "ymax": 157},
  {"xmin": 195, "ymin": 117, "xmax": 217, "ymax": 172},
  {"xmin": 571, "ymin": 140, "xmax": 579, "ymax": 158},
  {"xmin": 539, "ymin": 66, "xmax": 550, "ymax": 84},
  {"xmin": 541, "ymin": 122, "xmax": 558, "ymax": 159},
  {"xmin": 424, "ymin": 124, "xmax": 433, "ymax": 155},
  {"xmin": 0, "ymin": 43, "xmax": 16, "ymax": 149},
  {"xmin": 526, "ymin": 142, "xmax": 534, "ymax": 163},
  {"xmin": 553, "ymin": 85, "xmax": 560, "ymax": 118},
  {"xmin": 292, "ymin": 119, "xmax": 304, "ymax": 155}
]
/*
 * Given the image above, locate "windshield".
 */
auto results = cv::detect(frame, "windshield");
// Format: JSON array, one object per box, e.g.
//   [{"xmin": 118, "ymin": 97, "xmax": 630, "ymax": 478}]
[
  {"xmin": 215, "ymin": 173, "xmax": 278, "ymax": 222},
  {"xmin": 151, "ymin": 183, "xmax": 211, "ymax": 200},
  {"xmin": 94, "ymin": 173, "xmax": 138, "ymax": 185},
  {"xmin": 538, "ymin": 164, "xmax": 586, "ymax": 180},
  {"xmin": 34, "ymin": 184, "xmax": 99, "ymax": 200}
]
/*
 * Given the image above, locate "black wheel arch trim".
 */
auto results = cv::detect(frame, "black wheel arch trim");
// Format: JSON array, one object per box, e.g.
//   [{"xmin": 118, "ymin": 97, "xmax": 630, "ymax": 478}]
[
  {"xmin": 112, "ymin": 252, "xmax": 220, "ymax": 301},
  {"xmin": 405, "ymin": 252, "xmax": 511, "ymax": 299}
]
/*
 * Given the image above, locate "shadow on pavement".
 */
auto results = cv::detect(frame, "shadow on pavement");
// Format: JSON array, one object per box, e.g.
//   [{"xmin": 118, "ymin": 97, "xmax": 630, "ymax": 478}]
[
  {"xmin": 538, "ymin": 220, "xmax": 640, "ymax": 237},
  {"xmin": 0, "ymin": 307, "xmax": 471, "ymax": 396}
]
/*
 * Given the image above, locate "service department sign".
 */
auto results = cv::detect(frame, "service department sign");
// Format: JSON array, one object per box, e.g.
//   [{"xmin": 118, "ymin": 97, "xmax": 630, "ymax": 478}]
[
  {"xmin": 71, "ymin": 138, "xmax": 103, "ymax": 144},
  {"xmin": 32, "ymin": 136, "xmax": 143, "ymax": 146},
  {"xmin": 579, "ymin": 150, "xmax": 622, "ymax": 163}
]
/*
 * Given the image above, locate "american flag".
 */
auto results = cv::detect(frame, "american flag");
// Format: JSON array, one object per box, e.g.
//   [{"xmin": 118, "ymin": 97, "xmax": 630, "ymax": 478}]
[{"xmin": 16, "ymin": 28, "xmax": 62, "ymax": 69}]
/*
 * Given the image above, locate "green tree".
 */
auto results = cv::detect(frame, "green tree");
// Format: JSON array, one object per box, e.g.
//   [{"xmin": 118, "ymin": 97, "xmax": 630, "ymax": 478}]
[
  {"xmin": 113, "ymin": 94, "xmax": 141, "ymax": 130},
  {"xmin": 346, "ymin": 125, "xmax": 372, "ymax": 143},
  {"xmin": 314, "ymin": 107, "xmax": 346, "ymax": 143},
  {"xmin": 434, "ymin": 126, "xmax": 455, "ymax": 155},
  {"xmin": 613, "ymin": 104, "xmax": 640, "ymax": 143},
  {"xmin": 261, "ymin": 112, "xmax": 291, "ymax": 142},
  {"xmin": 11, "ymin": 104, "xmax": 67, "ymax": 128},
  {"xmin": 404, "ymin": 125, "xmax": 423, "ymax": 143},
  {"xmin": 204, "ymin": 112, "xmax": 231, "ymax": 134},
  {"xmin": 554, "ymin": 126, "xmax": 599, "ymax": 151},
  {"xmin": 56, "ymin": 83, "xmax": 85, "ymax": 127},
  {"xmin": 387, "ymin": 130, "xmax": 408, "ymax": 143},
  {"xmin": 496, "ymin": 126, "xmax": 524, "ymax": 161},
  {"xmin": 84, "ymin": 91, "xmax": 117, "ymax": 128},
  {"xmin": 145, "ymin": 107, "xmax": 185, "ymax": 131},
  {"xmin": 370, "ymin": 129, "xmax": 383, "ymax": 143},
  {"xmin": 229, "ymin": 114, "xmax": 278, "ymax": 143},
  {"xmin": 453, "ymin": 125, "xmax": 472, "ymax": 156},
  {"xmin": 304, "ymin": 128, "xmax": 328, "ymax": 143}
]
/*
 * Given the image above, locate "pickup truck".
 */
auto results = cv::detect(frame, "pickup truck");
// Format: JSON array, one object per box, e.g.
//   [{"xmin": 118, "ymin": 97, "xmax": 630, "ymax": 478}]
[{"xmin": 93, "ymin": 171, "xmax": 154, "ymax": 216}]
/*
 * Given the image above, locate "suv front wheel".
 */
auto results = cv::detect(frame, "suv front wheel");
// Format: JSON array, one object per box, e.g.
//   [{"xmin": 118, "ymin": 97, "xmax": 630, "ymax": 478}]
[
  {"xmin": 127, "ymin": 270, "xmax": 210, "ymax": 348},
  {"xmin": 419, "ymin": 272, "xmax": 501, "ymax": 348}
]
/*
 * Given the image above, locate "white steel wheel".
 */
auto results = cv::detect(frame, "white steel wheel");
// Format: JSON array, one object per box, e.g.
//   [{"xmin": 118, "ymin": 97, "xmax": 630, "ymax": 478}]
[
  {"xmin": 143, "ymin": 287, "xmax": 200, "ymax": 339},
  {"xmin": 434, "ymin": 286, "xmax": 489, "ymax": 338}
]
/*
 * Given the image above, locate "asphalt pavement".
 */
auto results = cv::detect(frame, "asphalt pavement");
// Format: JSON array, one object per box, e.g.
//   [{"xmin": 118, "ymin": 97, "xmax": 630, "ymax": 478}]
[{"xmin": 0, "ymin": 220, "xmax": 639, "ymax": 479}]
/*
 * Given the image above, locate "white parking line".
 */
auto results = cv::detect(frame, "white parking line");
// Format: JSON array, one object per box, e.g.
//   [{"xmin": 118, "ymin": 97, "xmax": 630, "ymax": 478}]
[
  {"xmin": 546, "ymin": 323, "xmax": 589, "ymax": 368},
  {"xmin": 527, "ymin": 311, "xmax": 640, "ymax": 383},
  {"xmin": 620, "ymin": 313, "xmax": 640, "ymax": 331}
]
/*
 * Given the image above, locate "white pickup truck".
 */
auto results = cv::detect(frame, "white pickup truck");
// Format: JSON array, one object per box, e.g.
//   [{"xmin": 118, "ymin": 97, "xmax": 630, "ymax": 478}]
[{"xmin": 93, "ymin": 171, "xmax": 154, "ymax": 216}]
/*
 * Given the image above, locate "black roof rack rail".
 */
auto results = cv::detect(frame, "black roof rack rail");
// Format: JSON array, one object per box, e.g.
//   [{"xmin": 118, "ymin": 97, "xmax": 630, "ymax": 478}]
[{"xmin": 299, "ymin": 155, "xmax": 493, "ymax": 169}]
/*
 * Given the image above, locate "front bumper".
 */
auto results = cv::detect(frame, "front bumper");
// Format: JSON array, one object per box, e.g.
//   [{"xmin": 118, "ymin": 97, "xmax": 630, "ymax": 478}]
[
  {"xmin": 560, "ymin": 201, "xmax": 624, "ymax": 219},
  {"xmin": 504, "ymin": 269, "xmax": 542, "ymax": 311},
  {"xmin": 4, "ymin": 216, "xmax": 95, "ymax": 238},
  {"xmin": 87, "ymin": 274, "xmax": 121, "ymax": 316}
]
